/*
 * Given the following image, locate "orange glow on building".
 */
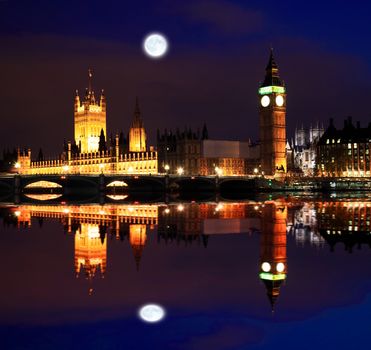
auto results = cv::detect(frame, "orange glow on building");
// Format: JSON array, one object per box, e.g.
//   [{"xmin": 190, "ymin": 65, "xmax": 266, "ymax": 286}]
[
  {"xmin": 16, "ymin": 71, "xmax": 157, "ymax": 176},
  {"xmin": 129, "ymin": 98, "xmax": 147, "ymax": 152},
  {"xmin": 129, "ymin": 224, "xmax": 147, "ymax": 270},
  {"xmin": 74, "ymin": 70, "xmax": 107, "ymax": 153}
]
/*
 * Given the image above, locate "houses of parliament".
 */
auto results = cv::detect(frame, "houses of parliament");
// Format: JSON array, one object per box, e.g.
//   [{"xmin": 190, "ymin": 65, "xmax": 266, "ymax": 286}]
[
  {"xmin": 8, "ymin": 50, "xmax": 371, "ymax": 180},
  {"xmin": 16, "ymin": 71, "xmax": 158, "ymax": 176},
  {"xmin": 14, "ymin": 51, "xmax": 288, "ymax": 179}
]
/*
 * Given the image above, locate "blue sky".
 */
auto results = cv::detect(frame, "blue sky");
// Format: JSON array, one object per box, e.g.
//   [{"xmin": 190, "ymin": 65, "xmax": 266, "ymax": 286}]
[{"xmin": 0, "ymin": 0, "xmax": 370, "ymax": 153}]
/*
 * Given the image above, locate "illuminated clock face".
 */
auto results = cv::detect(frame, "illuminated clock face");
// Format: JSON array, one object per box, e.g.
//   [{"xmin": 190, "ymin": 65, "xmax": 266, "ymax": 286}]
[
  {"xmin": 261, "ymin": 95, "xmax": 270, "ymax": 107},
  {"xmin": 275, "ymin": 95, "xmax": 284, "ymax": 106}
]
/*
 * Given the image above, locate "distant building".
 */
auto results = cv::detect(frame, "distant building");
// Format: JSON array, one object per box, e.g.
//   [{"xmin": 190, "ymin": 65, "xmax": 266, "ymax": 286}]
[
  {"xmin": 287, "ymin": 123, "xmax": 324, "ymax": 176},
  {"xmin": 157, "ymin": 126, "xmax": 259, "ymax": 176},
  {"xmin": 317, "ymin": 201, "xmax": 371, "ymax": 252},
  {"xmin": 16, "ymin": 71, "xmax": 157, "ymax": 175},
  {"xmin": 317, "ymin": 117, "xmax": 371, "ymax": 177}
]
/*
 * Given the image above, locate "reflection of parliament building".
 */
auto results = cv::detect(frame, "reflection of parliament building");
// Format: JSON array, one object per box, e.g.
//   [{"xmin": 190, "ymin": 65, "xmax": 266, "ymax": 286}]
[
  {"xmin": 75, "ymin": 223, "xmax": 107, "ymax": 279},
  {"xmin": 4, "ymin": 201, "xmax": 291, "ymax": 309},
  {"xmin": 288, "ymin": 202, "xmax": 325, "ymax": 247},
  {"xmin": 10, "ymin": 204, "xmax": 157, "ymax": 278},
  {"xmin": 17, "ymin": 71, "xmax": 157, "ymax": 175},
  {"xmin": 316, "ymin": 201, "xmax": 371, "ymax": 252},
  {"xmin": 157, "ymin": 202, "xmax": 261, "ymax": 245}
]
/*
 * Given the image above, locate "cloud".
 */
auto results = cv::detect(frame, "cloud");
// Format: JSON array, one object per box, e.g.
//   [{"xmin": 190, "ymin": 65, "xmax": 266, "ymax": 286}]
[{"xmin": 181, "ymin": 0, "xmax": 264, "ymax": 35}]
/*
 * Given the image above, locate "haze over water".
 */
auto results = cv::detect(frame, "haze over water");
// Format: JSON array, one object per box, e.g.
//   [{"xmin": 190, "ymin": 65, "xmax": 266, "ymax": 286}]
[{"xmin": 1, "ymin": 196, "xmax": 370, "ymax": 349}]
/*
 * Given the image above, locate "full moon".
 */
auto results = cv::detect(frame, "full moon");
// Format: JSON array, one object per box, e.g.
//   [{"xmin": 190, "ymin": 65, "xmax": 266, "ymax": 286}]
[
  {"xmin": 138, "ymin": 304, "xmax": 166, "ymax": 323},
  {"xmin": 143, "ymin": 33, "xmax": 168, "ymax": 58}
]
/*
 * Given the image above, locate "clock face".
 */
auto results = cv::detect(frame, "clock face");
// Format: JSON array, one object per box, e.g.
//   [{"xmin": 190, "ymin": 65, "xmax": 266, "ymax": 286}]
[
  {"xmin": 261, "ymin": 95, "xmax": 270, "ymax": 107},
  {"xmin": 275, "ymin": 95, "xmax": 284, "ymax": 106}
]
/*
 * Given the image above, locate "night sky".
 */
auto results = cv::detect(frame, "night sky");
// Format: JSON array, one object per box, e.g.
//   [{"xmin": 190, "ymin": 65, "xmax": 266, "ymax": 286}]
[{"xmin": 1, "ymin": 0, "xmax": 371, "ymax": 155}]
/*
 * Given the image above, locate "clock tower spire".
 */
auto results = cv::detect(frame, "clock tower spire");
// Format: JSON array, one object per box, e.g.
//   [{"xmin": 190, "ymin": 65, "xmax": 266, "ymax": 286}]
[{"xmin": 258, "ymin": 49, "xmax": 287, "ymax": 177}]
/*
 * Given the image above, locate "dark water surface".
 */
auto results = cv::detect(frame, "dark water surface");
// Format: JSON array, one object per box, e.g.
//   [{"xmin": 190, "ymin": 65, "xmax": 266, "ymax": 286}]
[{"xmin": 0, "ymin": 195, "xmax": 370, "ymax": 349}]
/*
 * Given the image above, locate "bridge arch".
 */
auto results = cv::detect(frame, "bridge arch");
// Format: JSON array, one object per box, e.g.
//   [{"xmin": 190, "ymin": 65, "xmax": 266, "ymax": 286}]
[
  {"xmin": 24, "ymin": 181, "xmax": 62, "ymax": 189},
  {"xmin": 106, "ymin": 180, "xmax": 129, "ymax": 188}
]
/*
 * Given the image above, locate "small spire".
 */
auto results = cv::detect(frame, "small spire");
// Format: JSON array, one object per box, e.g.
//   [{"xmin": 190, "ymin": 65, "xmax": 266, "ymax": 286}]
[
  {"xmin": 132, "ymin": 97, "xmax": 143, "ymax": 128},
  {"xmin": 261, "ymin": 48, "xmax": 283, "ymax": 88},
  {"xmin": 88, "ymin": 68, "xmax": 93, "ymax": 93},
  {"xmin": 134, "ymin": 96, "xmax": 140, "ymax": 119},
  {"xmin": 266, "ymin": 48, "xmax": 278, "ymax": 71}
]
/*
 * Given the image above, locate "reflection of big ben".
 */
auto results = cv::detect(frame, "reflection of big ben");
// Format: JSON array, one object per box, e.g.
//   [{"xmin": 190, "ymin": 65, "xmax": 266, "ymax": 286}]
[
  {"xmin": 259, "ymin": 202, "xmax": 287, "ymax": 311},
  {"xmin": 75, "ymin": 223, "xmax": 107, "ymax": 279}
]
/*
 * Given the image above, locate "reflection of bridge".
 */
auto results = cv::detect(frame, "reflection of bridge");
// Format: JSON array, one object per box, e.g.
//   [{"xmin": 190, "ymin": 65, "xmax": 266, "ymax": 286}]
[{"xmin": 0, "ymin": 174, "xmax": 284, "ymax": 195}]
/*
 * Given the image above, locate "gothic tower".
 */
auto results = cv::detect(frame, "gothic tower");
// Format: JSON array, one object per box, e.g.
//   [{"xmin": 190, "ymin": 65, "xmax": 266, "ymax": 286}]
[
  {"xmin": 259, "ymin": 202, "xmax": 287, "ymax": 312},
  {"xmin": 129, "ymin": 97, "xmax": 147, "ymax": 152},
  {"xmin": 258, "ymin": 50, "xmax": 287, "ymax": 177},
  {"xmin": 74, "ymin": 70, "xmax": 106, "ymax": 153}
]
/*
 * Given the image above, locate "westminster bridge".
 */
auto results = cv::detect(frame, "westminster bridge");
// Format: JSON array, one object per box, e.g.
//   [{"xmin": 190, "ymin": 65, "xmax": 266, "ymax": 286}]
[
  {"xmin": 0, "ymin": 173, "xmax": 280, "ymax": 195},
  {"xmin": 1, "ymin": 173, "xmax": 371, "ymax": 197}
]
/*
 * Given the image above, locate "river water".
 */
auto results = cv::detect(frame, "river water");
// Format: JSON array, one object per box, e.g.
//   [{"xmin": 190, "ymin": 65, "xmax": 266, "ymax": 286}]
[{"xmin": 0, "ymin": 194, "xmax": 370, "ymax": 349}]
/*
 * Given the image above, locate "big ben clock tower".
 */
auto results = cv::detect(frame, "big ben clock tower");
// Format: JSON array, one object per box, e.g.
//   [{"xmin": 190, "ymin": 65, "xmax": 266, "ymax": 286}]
[{"xmin": 258, "ymin": 50, "xmax": 287, "ymax": 177}]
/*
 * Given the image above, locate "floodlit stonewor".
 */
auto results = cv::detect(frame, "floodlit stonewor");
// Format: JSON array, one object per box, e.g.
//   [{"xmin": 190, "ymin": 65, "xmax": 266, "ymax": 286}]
[{"xmin": 16, "ymin": 71, "xmax": 157, "ymax": 176}]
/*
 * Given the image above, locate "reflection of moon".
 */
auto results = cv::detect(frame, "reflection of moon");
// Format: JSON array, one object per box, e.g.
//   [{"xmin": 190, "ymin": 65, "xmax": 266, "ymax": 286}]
[
  {"xmin": 138, "ymin": 304, "xmax": 165, "ymax": 323},
  {"xmin": 143, "ymin": 33, "xmax": 168, "ymax": 58}
]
